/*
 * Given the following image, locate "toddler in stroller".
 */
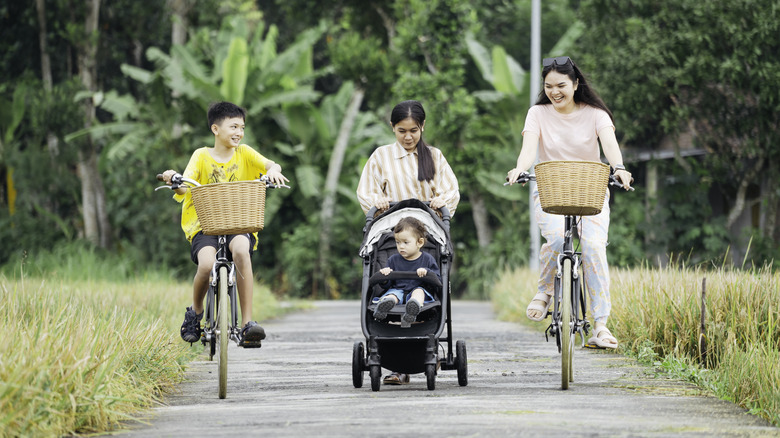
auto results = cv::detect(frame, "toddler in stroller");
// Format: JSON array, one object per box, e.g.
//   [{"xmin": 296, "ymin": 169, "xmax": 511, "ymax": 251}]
[
  {"xmin": 351, "ymin": 199, "xmax": 467, "ymax": 391},
  {"xmin": 372, "ymin": 217, "xmax": 440, "ymax": 328}
]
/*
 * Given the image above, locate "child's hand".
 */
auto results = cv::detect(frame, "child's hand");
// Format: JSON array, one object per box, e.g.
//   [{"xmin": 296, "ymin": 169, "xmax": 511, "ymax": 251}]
[
  {"xmin": 161, "ymin": 169, "xmax": 178, "ymax": 185},
  {"xmin": 380, "ymin": 267, "xmax": 392, "ymax": 275},
  {"xmin": 417, "ymin": 267, "xmax": 427, "ymax": 277},
  {"xmin": 265, "ymin": 168, "xmax": 289, "ymax": 186}
]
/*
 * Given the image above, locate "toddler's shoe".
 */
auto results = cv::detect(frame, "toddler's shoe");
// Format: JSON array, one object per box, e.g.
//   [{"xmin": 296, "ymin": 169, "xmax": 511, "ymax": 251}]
[
  {"xmin": 239, "ymin": 321, "xmax": 266, "ymax": 348},
  {"xmin": 180, "ymin": 306, "xmax": 203, "ymax": 344},
  {"xmin": 401, "ymin": 298, "xmax": 421, "ymax": 328},
  {"xmin": 373, "ymin": 296, "xmax": 396, "ymax": 321}
]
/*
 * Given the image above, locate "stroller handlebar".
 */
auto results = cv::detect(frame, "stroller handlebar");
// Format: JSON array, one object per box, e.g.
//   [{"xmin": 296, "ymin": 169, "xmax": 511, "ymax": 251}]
[{"xmin": 368, "ymin": 270, "xmax": 443, "ymax": 289}]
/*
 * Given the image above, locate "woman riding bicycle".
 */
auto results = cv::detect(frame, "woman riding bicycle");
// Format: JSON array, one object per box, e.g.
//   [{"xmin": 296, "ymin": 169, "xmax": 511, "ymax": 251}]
[{"xmin": 506, "ymin": 56, "xmax": 632, "ymax": 349}]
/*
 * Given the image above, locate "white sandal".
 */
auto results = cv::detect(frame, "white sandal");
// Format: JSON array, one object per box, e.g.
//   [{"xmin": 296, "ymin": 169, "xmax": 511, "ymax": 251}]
[
  {"xmin": 526, "ymin": 292, "xmax": 552, "ymax": 321},
  {"xmin": 587, "ymin": 325, "xmax": 618, "ymax": 349}
]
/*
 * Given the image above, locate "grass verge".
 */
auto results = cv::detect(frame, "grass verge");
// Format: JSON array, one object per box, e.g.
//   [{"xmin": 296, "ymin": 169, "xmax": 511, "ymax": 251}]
[
  {"xmin": 0, "ymin": 243, "xmax": 302, "ymax": 437},
  {"xmin": 491, "ymin": 265, "xmax": 780, "ymax": 427}
]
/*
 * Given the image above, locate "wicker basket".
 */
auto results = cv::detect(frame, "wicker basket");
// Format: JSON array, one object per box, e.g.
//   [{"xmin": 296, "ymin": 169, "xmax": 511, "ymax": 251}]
[
  {"xmin": 534, "ymin": 161, "xmax": 610, "ymax": 216},
  {"xmin": 190, "ymin": 180, "xmax": 266, "ymax": 235}
]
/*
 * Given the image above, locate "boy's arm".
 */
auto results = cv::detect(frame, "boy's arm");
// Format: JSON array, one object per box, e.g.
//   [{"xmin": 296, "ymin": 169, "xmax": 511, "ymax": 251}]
[{"xmin": 263, "ymin": 159, "xmax": 289, "ymax": 186}]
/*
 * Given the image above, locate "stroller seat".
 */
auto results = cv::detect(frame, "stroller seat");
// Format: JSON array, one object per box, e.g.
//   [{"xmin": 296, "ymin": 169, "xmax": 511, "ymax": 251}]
[{"xmin": 366, "ymin": 231, "xmax": 443, "ymax": 325}]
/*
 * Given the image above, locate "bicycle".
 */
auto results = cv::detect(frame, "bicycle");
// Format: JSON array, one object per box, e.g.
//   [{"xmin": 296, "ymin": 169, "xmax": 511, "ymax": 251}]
[
  {"xmin": 507, "ymin": 161, "xmax": 633, "ymax": 389},
  {"xmin": 156, "ymin": 173, "xmax": 289, "ymax": 399}
]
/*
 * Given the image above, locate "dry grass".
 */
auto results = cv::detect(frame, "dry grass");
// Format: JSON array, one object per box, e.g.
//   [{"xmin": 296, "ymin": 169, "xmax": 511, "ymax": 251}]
[
  {"xmin": 491, "ymin": 265, "xmax": 780, "ymax": 426},
  {"xmin": 0, "ymin": 274, "xmax": 290, "ymax": 437}
]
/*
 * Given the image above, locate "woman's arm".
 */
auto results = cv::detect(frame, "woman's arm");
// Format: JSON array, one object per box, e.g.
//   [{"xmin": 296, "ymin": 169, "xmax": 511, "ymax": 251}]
[
  {"xmin": 598, "ymin": 127, "xmax": 632, "ymax": 189},
  {"xmin": 507, "ymin": 132, "xmax": 540, "ymax": 184},
  {"xmin": 356, "ymin": 153, "xmax": 389, "ymax": 213},
  {"xmin": 431, "ymin": 151, "xmax": 460, "ymax": 214}
]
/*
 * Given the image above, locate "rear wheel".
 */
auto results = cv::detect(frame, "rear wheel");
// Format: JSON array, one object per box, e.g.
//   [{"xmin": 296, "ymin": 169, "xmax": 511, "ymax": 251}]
[
  {"xmin": 352, "ymin": 341, "xmax": 365, "ymax": 388},
  {"xmin": 217, "ymin": 266, "xmax": 229, "ymax": 399},
  {"xmin": 456, "ymin": 340, "xmax": 468, "ymax": 387},
  {"xmin": 369, "ymin": 365, "xmax": 381, "ymax": 392},
  {"xmin": 425, "ymin": 363, "xmax": 436, "ymax": 390},
  {"xmin": 561, "ymin": 258, "xmax": 573, "ymax": 390}
]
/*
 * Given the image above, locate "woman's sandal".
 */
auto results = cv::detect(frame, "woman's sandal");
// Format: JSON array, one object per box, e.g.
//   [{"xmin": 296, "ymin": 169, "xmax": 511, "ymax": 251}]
[
  {"xmin": 382, "ymin": 372, "xmax": 410, "ymax": 385},
  {"xmin": 526, "ymin": 292, "xmax": 552, "ymax": 321},
  {"xmin": 587, "ymin": 325, "xmax": 619, "ymax": 349}
]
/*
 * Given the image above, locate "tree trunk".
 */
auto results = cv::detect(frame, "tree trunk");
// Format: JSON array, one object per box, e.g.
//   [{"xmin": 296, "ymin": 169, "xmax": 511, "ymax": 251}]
[
  {"xmin": 35, "ymin": 0, "xmax": 60, "ymax": 157},
  {"xmin": 726, "ymin": 157, "xmax": 764, "ymax": 229},
  {"xmin": 316, "ymin": 86, "xmax": 365, "ymax": 297},
  {"xmin": 169, "ymin": 0, "xmax": 192, "ymax": 139},
  {"xmin": 470, "ymin": 191, "xmax": 492, "ymax": 248},
  {"xmin": 76, "ymin": 0, "xmax": 111, "ymax": 248}
]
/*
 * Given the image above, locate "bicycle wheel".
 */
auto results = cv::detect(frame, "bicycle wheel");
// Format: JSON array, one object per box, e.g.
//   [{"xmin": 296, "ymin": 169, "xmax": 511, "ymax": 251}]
[
  {"xmin": 561, "ymin": 258, "xmax": 573, "ymax": 390},
  {"xmin": 217, "ymin": 266, "xmax": 229, "ymax": 399}
]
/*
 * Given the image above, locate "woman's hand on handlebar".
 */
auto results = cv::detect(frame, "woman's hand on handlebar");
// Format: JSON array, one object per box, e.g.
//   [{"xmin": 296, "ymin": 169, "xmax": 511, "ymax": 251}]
[
  {"xmin": 429, "ymin": 197, "xmax": 446, "ymax": 210},
  {"xmin": 374, "ymin": 196, "xmax": 392, "ymax": 211},
  {"xmin": 506, "ymin": 167, "xmax": 530, "ymax": 186},
  {"xmin": 614, "ymin": 169, "xmax": 633, "ymax": 190}
]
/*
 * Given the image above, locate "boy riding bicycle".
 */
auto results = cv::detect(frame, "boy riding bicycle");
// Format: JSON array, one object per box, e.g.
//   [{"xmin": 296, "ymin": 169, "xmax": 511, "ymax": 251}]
[{"xmin": 160, "ymin": 101, "xmax": 289, "ymax": 348}]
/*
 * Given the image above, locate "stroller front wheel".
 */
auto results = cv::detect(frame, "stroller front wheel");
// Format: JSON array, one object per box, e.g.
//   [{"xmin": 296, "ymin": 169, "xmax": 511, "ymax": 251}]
[{"xmin": 369, "ymin": 365, "xmax": 381, "ymax": 392}]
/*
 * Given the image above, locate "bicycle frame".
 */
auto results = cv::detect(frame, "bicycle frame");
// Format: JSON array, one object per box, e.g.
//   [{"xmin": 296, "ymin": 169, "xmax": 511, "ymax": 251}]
[
  {"xmin": 547, "ymin": 215, "xmax": 589, "ymax": 348},
  {"xmin": 202, "ymin": 236, "xmax": 240, "ymax": 347}
]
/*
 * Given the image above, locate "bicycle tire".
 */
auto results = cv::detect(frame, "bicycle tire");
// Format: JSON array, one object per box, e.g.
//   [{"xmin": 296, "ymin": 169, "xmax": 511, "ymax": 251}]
[
  {"xmin": 217, "ymin": 266, "xmax": 229, "ymax": 399},
  {"xmin": 561, "ymin": 258, "xmax": 573, "ymax": 390}
]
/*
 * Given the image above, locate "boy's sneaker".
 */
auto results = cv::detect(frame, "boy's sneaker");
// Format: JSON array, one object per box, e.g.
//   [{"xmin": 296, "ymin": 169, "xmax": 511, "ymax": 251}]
[
  {"xmin": 373, "ymin": 296, "xmax": 396, "ymax": 321},
  {"xmin": 180, "ymin": 307, "xmax": 203, "ymax": 343},
  {"xmin": 401, "ymin": 298, "xmax": 421, "ymax": 328},
  {"xmin": 238, "ymin": 321, "xmax": 266, "ymax": 348}
]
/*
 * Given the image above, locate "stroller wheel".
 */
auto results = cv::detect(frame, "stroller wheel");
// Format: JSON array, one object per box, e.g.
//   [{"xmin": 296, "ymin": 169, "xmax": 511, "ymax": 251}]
[
  {"xmin": 352, "ymin": 341, "xmax": 365, "ymax": 388},
  {"xmin": 456, "ymin": 340, "xmax": 468, "ymax": 387},
  {"xmin": 369, "ymin": 365, "xmax": 382, "ymax": 392},
  {"xmin": 425, "ymin": 363, "xmax": 436, "ymax": 391}
]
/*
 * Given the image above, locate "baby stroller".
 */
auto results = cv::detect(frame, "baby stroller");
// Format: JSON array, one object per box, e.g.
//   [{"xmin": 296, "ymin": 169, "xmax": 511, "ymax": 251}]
[{"xmin": 351, "ymin": 199, "xmax": 468, "ymax": 391}]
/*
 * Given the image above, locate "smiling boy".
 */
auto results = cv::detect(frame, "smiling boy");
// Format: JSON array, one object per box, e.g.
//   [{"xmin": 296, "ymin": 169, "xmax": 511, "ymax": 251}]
[{"xmin": 161, "ymin": 101, "xmax": 288, "ymax": 348}]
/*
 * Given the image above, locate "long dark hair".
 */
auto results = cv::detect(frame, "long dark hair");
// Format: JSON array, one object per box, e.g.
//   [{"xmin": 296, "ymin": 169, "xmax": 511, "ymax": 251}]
[
  {"xmin": 535, "ymin": 58, "xmax": 614, "ymax": 124},
  {"xmin": 390, "ymin": 100, "xmax": 435, "ymax": 182}
]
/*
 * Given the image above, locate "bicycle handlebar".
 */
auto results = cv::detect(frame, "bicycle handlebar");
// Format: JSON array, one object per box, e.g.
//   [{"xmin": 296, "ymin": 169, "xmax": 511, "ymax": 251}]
[
  {"xmin": 504, "ymin": 172, "xmax": 634, "ymax": 191},
  {"xmin": 155, "ymin": 173, "xmax": 291, "ymax": 191}
]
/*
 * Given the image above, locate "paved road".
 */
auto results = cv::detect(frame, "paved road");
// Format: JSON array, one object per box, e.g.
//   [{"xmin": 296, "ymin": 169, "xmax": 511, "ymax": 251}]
[{"xmin": 118, "ymin": 301, "xmax": 778, "ymax": 437}]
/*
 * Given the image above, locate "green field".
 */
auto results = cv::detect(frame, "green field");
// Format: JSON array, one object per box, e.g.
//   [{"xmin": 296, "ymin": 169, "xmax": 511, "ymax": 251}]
[{"xmin": 491, "ymin": 265, "xmax": 780, "ymax": 427}]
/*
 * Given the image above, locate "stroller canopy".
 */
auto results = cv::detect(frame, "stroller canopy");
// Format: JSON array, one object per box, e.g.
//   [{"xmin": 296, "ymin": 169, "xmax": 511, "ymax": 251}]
[{"xmin": 359, "ymin": 199, "xmax": 450, "ymax": 258}]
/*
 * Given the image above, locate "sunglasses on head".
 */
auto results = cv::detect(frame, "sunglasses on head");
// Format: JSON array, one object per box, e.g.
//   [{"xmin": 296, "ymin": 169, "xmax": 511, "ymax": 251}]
[{"xmin": 542, "ymin": 56, "xmax": 572, "ymax": 67}]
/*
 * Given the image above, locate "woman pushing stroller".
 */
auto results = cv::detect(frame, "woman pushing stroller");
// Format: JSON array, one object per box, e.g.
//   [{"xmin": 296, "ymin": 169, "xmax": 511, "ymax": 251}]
[{"xmin": 357, "ymin": 100, "xmax": 460, "ymax": 386}]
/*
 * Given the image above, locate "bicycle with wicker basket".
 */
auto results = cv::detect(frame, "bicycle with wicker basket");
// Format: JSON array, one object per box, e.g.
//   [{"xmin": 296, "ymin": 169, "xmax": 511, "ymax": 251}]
[
  {"xmin": 156, "ymin": 173, "xmax": 288, "ymax": 399},
  {"xmin": 507, "ymin": 160, "xmax": 632, "ymax": 389}
]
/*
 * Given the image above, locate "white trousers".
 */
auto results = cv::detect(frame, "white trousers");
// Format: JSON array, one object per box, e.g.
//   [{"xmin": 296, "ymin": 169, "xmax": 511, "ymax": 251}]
[{"xmin": 534, "ymin": 189, "xmax": 611, "ymax": 324}]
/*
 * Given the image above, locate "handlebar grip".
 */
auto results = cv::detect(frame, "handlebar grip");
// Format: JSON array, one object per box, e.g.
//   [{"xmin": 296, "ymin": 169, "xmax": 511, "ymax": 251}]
[{"xmin": 156, "ymin": 174, "xmax": 164, "ymax": 182}]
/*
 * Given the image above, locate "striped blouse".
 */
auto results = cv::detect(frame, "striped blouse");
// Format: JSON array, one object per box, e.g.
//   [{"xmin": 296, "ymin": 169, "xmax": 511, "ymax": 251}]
[{"xmin": 356, "ymin": 142, "xmax": 460, "ymax": 215}]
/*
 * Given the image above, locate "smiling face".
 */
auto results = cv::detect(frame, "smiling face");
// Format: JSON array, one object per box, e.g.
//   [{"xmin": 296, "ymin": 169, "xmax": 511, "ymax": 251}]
[
  {"xmin": 544, "ymin": 70, "xmax": 578, "ymax": 114},
  {"xmin": 212, "ymin": 116, "xmax": 245, "ymax": 148},
  {"xmin": 394, "ymin": 228, "xmax": 425, "ymax": 261},
  {"xmin": 392, "ymin": 117, "xmax": 424, "ymax": 152}
]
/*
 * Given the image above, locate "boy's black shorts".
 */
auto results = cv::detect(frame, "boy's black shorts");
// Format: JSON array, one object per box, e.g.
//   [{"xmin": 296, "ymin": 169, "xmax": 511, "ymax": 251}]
[{"xmin": 190, "ymin": 231, "xmax": 256, "ymax": 264}]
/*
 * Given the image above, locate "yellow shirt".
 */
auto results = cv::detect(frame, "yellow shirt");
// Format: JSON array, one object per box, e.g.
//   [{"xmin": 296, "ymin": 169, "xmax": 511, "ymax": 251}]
[{"xmin": 174, "ymin": 145, "xmax": 268, "ymax": 248}]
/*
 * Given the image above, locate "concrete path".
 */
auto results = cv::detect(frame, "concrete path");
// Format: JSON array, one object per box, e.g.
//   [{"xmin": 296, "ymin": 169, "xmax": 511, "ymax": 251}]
[{"xmin": 117, "ymin": 301, "xmax": 778, "ymax": 437}]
